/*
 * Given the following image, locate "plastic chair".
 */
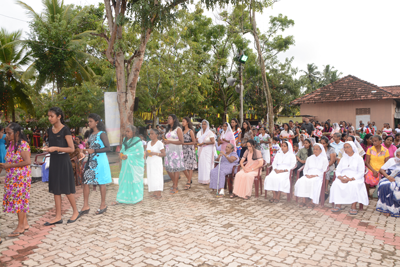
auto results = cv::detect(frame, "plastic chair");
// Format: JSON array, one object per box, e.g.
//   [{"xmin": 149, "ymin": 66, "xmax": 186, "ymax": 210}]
[
  {"xmin": 264, "ymin": 166, "xmax": 297, "ymax": 202},
  {"xmin": 233, "ymin": 160, "xmax": 266, "ymax": 198},
  {"xmin": 294, "ymin": 165, "xmax": 330, "ymax": 207},
  {"xmin": 330, "ymin": 166, "xmax": 373, "ymax": 211}
]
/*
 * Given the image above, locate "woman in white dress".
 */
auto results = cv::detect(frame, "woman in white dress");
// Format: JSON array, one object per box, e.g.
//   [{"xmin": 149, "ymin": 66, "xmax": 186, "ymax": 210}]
[
  {"xmin": 146, "ymin": 129, "xmax": 166, "ymax": 199},
  {"xmin": 196, "ymin": 120, "xmax": 215, "ymax": 184},
  {"xmin": 294, "ymin": 143, "xmax": 329, "ymax": 207},
  {"xmin": 329, "ymin": 141, "xmax": 368, "ymax": 214},
  {"xmin": 258, "ymin": 127, "xmax": 271, "ymax": 164},
  {"xmin": 264, "ymin": 141, "xmax": 296, "ymax": 203}
]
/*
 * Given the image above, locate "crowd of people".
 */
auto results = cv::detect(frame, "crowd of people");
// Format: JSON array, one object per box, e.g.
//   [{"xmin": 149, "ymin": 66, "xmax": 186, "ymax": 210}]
[{"xmin": 1, "ymin": 112, "xmax": 399, "ymax": 244}]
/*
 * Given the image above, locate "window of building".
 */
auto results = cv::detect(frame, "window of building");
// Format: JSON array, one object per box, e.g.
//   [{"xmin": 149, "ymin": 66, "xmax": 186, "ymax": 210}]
[{"xmin": 356, "ymin": 108, "xmax": 370, "ymax": 115}]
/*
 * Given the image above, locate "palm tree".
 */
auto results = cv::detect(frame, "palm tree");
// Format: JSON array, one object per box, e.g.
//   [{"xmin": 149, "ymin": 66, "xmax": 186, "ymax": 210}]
[
  {"xmin": 320, "ymin": 65, "xmax": 342, "ymax": 87},
  {"xmin": 16, "ymin": 0, "xmax": 95, "ymax": 93},
  {"xmin": 300, "ymin": 63, "xmax": 320, "ymax": 93},
  {"xmin": 0, "ymin": 28, "xmax": 34, "ymax": 121}
]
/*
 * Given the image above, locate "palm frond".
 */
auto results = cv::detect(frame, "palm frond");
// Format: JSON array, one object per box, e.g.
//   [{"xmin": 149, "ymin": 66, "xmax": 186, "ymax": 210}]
[{"xmin": 16, "ymin": 1, "xmax": 42, "ymax": 21}]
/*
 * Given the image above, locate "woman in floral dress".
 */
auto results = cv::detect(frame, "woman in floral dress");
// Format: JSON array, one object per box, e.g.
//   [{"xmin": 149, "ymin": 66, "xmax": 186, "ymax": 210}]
[
  {"xmin": 182, "ymin": 117, "xmax": 197, "ymax": 190},
  {"xmin": 164, "ymin": 114, "xmax": 185, "ymax": 194},
  {"xmin": 1, "ymin": 123, "xmax": 31, "ymax": 237},
  {"xmin": 80, "ymin": 113, "xmax": 112, "ymax": 216}
]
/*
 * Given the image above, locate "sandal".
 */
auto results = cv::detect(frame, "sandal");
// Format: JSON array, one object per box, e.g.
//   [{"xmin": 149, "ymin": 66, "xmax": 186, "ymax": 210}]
[
  {"xmin": 170, "ymin": 188, "xmax": 178, "ymax": 195},
  {"xmin": 349, "ymin": 209, "xmax": 358, "ymax": 215},
  {"xmin": 184, "ymin": 183, "xmax": 191, "ymax": 190},
  {"xmin": 331, "ymin": 207, "xmax": 341, "ymax": 213},
  {"xmin": 269, "ymin": 199, "xmax": 275, "ymax": 203},
  {"xmin": 244, "ymin": 196, "xmax": 251, "ymax": 200},
  {"xmin": 274, "ymin": 199, "xmax": 280, "ymax": 203},
  {"xmin": 230, "ymin": 194, "xmax": 237, "ymax": 198},
  {"xmin": 216, "ymin": 194, "xmax": 224, "ymax": 198},
  {"xmin": 8, "ymin": 231, "xmax": 24, "ymax": 237},
  {"xmin": 154, "ymin": 195, "xmax": 162, "ymax": 200},
  {"xmin": 95, "ymin": 206, "xmax": 108, "ymax": 215}
]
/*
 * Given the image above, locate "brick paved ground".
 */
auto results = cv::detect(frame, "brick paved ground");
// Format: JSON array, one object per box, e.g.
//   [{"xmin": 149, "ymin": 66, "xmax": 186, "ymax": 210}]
[{"xmin": 1, "ymin": 160, "xmax": 400, "ymax": 266}]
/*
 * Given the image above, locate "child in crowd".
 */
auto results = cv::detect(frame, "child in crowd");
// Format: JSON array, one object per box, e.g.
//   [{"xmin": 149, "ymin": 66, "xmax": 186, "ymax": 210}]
[
  {"xmin": 293, "ymin": 143, "xmax": 299, "ymax": 156},
  {"xmin": 271, "ymin": 137, "xmax": 281, "ymax": 158},
  {"xmin": 252, "ymin": 128, "xmax": 260, "ymax": 149},
  {"xmin": 139, "ymin": 134, "xmax": 147, "ymax": 150}
]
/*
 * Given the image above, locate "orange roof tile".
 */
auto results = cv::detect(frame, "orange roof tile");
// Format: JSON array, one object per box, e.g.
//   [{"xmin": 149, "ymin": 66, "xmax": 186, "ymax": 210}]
[{"xmin": 291, "ymin": 75, "xmax": 397, "ymax": 105}]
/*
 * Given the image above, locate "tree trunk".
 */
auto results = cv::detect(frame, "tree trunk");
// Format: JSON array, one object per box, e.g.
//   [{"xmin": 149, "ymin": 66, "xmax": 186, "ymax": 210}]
[
  {"xmin": 250, "ymin": 2, "xmax": 274, "ymax": 134},
  {"xmin": 223, "ymin": 105, "xmax": 228, "ymax": 124},
  {"xmin": 152, "ymin": 109, "xmax": 157, "ymax": 128}
]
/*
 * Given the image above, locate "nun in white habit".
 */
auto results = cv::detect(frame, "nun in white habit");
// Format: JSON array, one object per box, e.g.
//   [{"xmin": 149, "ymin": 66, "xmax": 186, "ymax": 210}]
[
  {"xmin": 264, "ymin": 141, "xmax": 296, "ymax": 202},
  {"xmin": 330, "ymin": 141, "xmax": 369, "ymax": 214},
  {"xmin": 294, "ymin": 143, "xmax": 329, "ymax": 206}
]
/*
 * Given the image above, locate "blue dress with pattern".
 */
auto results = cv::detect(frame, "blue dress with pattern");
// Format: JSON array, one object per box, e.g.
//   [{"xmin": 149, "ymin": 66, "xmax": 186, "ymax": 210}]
[{"xmin": 83, "ymin": 131, "xmax": 112, "ymax": 185}]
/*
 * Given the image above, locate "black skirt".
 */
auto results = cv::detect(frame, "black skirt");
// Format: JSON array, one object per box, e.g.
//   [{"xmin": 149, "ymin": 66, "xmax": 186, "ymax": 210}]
[{"xmin": 49, "ymin": 153, "xmax": 76, "ymax": 195}]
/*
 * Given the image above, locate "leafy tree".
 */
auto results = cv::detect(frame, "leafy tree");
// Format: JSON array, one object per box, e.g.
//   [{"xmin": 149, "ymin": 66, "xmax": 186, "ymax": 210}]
[
  {"xmin": 300, "ymin": 63, "xmax": 342, "ymax": 93},
  {"xmin": 0, "ymin": 28, "xmax": 33, "ymax": 121},
  {"xmin": 18, "ymin": 0, "xmax": 97, "ymax": 93},
  {"xmin": 136, "ymin": 8, "xmax": 213, "ymax": 127},
  {"xmin": 97, "ymin": 0, "xmax": 241, "ymax": 143}
]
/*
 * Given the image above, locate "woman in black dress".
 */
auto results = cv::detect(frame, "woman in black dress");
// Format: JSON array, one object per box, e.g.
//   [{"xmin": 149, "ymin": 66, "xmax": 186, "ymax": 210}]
[{"xmin": 42, "ymin": 107, "xmax": 80, "ymax": 225}]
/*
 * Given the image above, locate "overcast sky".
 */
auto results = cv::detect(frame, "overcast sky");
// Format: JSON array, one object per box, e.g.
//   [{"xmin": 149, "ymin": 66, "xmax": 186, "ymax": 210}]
[{"xmin": 2, "ymin": 0, "xmax": 399, "ymax": 86}]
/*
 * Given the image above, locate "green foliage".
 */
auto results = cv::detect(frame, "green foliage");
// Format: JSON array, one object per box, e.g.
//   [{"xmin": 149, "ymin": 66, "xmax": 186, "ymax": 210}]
[
  {"xmin": 300, "ymin": 63, "xmax": 343, "ymax": 93},
  {"xmin": 0, "ymin": 28, "xmax": 34, "ymax": 120},
  {"xmin": 19, "ymin": 0, "xmax": 99, "ymax": 92},
  {"xmin": 27, "ymin": 81, "xmax": 105, "ymax": 129}
]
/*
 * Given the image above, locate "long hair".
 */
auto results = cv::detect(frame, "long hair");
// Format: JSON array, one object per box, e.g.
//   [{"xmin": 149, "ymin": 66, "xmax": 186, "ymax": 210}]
[
  {"xmin": 241, "ymin": 120, "xmax": 251, "ymax": 138},
  {"xmin": 166, "ymin": 114, "xmax": 180, "ymax": 132},
  {"xmin": 88, "ymin": 113, "xmax": 107, "ymax": 135},
  {"xmin": 363, "ymin": 133, "xmax": 373, "ymax": 146},
  {"xmin": 182, "ymin": 117, "xmax": 193, "ymax": 131},
  {"xmin": 7, "ymin": 122, "xmax": 27, "ymax": 153},
  {"xmin": 231, "ymin": 118, "xmax": 239, "ymax": 131},
  {"xmin": 245, "ymin": 139, "xmax": 261, "ymax": 161},
  {"xmin": 304, "ymin": 139, "xmax": 313, "ymax": 157},
  {"xmin": 49, "ymin": 107, "xmax": 65, "ymax": 124},
  {"xmin": 320, "ymin": 136, "xmax": 331, "ymax": 148},
  {"xmin": 324, "ymin": 121, "xmax": 331, "ymax": 131}
]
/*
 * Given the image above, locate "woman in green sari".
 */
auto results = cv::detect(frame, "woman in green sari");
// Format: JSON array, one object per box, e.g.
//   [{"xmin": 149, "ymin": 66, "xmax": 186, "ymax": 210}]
[{"xmin": 112, "ymin": 125, "xmax": 145, "ymax": 205}]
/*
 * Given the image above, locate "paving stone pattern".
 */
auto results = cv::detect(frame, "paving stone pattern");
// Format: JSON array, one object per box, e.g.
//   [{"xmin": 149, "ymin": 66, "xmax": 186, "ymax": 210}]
[{"xmin": 1, "ymin": 167, "xmax": 400, "ymax": 267}]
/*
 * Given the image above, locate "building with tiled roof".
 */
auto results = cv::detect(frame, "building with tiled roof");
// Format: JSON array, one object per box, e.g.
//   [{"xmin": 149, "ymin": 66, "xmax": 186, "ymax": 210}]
[{"xmin": 291, "ymin": 75, "xmax": 400, "ymax": 128}]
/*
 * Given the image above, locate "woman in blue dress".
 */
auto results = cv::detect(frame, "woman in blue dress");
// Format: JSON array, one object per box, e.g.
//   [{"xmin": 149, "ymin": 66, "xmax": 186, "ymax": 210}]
[
  {"xmin": 79, "ymin": 114, "xmax": 112, "ymax": 216},
  {"xmin": 0, "ymin": 125, "xmax": 6, "ymax": 163}
]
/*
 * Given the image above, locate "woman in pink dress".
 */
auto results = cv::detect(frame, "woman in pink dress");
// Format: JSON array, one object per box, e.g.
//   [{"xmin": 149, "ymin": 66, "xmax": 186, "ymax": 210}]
[
  {"xmin": 230, "ymin": 139, "xmax": 263, "ymax": 199},
  {"xmin": 383, "ymin": 135, "xmax": 397, "ymax": 158}
]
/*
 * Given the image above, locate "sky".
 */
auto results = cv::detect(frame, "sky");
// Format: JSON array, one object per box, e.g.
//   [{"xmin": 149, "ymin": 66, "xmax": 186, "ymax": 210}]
[{"xmin": 2, "ymin": 0, "xmax": 400, "ymax": 86}]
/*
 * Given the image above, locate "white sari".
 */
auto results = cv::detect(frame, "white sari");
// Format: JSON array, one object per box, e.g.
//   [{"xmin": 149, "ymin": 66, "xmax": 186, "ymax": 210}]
[
  {"xmin": 197, "ymin": 120, "xmax": 215, "ymax": 184},
  {"xmin": 264, "ymin": 141, "xmax": 296, "ymax": 193},
  {"xmin": 295, "ymin": 143, "xmax": 329, "ymax": 204},
  {"xmin": 329, "ymin": 141, "xmax": 369, "ymax": 205}
]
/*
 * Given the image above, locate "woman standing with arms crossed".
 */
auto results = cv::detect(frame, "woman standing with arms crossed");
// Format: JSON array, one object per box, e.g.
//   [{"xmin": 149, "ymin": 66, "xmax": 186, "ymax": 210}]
[
  {"xmin": 80, "ymin": 113, "xmax": 112, "ymax": 216},
  {"xmin": 43, "ymin": 107, "xmax": 79, "ymax": 225},
  {"xmin": 1, "ymin": 123, "xmax": 31, "ymax": 236},
  {"xmin": 231, "ymin": 119, "xmax": 241, "ymax": 158},
  {"xmin": 181, "ymin": 117, "xmax": 197, "ymax": 190},
  {"xmin": 112, "ymin": 125, "xmax": 145, "ymax": 205},
  {"xmin": 164, "ymin": 114, "xmax": 185, "ymax": 194},
  {"xmin": 146, "ymin": 128, "xmax": 165, "ymax": 199}
]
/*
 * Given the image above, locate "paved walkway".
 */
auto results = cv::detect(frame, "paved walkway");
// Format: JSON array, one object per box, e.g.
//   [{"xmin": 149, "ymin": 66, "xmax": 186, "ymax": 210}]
[{"xmin": 1, "ymin": 165, "xmax": 400, "ymax": 266}]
